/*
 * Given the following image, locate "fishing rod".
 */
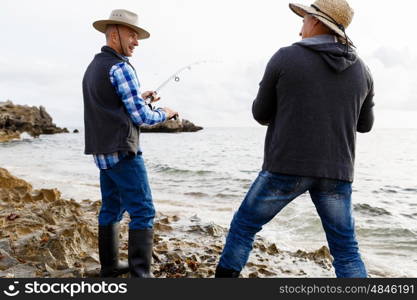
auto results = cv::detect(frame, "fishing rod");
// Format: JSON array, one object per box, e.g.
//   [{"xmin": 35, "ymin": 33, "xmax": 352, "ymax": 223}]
[{"xmin": 145, "ymin": 61, "xmax": 212, "ymax": 119}]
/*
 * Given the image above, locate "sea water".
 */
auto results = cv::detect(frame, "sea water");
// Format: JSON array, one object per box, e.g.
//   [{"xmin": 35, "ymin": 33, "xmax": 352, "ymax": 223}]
[{"xmin": 0, "ymin": 127, "xmax": 416, "ymax": 277}]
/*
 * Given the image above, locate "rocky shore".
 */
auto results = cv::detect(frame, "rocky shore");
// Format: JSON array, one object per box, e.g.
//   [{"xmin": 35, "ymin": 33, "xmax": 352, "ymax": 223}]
[
  {"xmin": 141, "ymin": 119, "xmax": 203, "ymax": 133},
  {"xmin": 0, "ymin": 168, "xmax": 335, "ymax": 278},
  {"xmin": 0, "ymin": 101, "xmax": 68, "ymax": 143}
]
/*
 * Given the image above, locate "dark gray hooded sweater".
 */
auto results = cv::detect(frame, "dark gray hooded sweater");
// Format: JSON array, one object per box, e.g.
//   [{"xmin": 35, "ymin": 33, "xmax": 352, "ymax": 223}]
[{"xmin": 253, "ymin": 35, "xmax": 375, "ymax": 182}]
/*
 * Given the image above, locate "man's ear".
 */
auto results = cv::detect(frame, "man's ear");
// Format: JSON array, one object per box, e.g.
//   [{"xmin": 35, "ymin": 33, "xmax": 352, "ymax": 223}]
[
  {"xmin": 110, "ymin": 31, "xmax": 118, "ymax": 43},
  {"xmin": 311, "ymin": 16, "xmax": 320, "ymax": 27}
]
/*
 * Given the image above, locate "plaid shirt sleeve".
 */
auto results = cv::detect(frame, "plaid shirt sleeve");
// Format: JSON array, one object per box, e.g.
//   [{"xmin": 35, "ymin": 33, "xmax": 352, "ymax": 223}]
[{"xmin": 109, "ymin": 62, "xmax": 167, "ymax": 126}]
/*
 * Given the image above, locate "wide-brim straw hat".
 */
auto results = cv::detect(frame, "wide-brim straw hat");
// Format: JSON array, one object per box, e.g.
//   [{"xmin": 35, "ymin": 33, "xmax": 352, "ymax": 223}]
[
  {"xmin": 93, "ymin": 9, "xmax": 150, "ymax": 40},
  {"xmin": 289, "ymin": 0, "xmax": 354, "ymax": 44}
]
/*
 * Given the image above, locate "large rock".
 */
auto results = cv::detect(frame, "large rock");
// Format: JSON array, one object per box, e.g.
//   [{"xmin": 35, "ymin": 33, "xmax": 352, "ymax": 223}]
[
  {"xmin": 0, "ymin": 167, "xmax": 101, "ymax": 278},
  {"xmin": 141, "ymin": 119, "xmax": 203, "ymax": 133},
  {"xmin": 0, "ymin": 100, "xmax": 68, "ymax": 142},
  {"xmin": 0, "ymin": 167, "xmax": 349, "ymax": 278}
]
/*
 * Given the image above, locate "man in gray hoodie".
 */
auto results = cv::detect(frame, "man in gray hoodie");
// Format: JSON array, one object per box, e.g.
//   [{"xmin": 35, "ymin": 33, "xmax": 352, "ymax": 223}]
[{"xmin": 216, "ymin": 0, "xmax": 374, "ymax": 278}]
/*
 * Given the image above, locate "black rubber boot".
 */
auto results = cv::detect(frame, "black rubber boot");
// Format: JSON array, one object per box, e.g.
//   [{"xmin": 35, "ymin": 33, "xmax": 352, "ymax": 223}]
[
  {"xmin": 215, "ymin": 265, "xmax": 240, "ymax": 278},
  {"xmin": 98, "ymin": 224, "xmax": 129, "ymax": 277},
  {"xmin": 128, "ymin": 228, "xmax": 154, "ymax": 278}
]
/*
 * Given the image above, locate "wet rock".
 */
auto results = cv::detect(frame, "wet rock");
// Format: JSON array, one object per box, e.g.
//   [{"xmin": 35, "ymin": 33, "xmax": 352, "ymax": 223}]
[
  {"xmin": 0, "ymin": 239, "xmax": 12, "ymax": 253},
  {"xmin": 0, "ymin": 131, "xmax": 20, "ymax": 143},
  {"xmin": 0, "ymin": 168, "xmax": 99, "ymax": 278},
  {"xmin": 159, "ymin": 215, "xmax": 180, "ymax": 224},
  {"xmin": 185, "ymin": 257, "xmax": 199, "ymax": 271},
  {"xmin": 258, "ymin": 268, "xmax": 277, "ymax": 276},
  {"xmin": 6, "ymin": 213, "xmax": 20, "ymax": 221},
  {"xmin": 254, "ymin": 242, "xmax": 267, "ymax": 252},
  {"xmin": 206, "ymin": 224, "xmax": 225, "ymax": 237},
  {"xmin": 46, "ymin": 267, "xmax": 82, "ymax": 278},
  {"xmin": 154, "ymin": 222, "xmax": 173, "ymax": 232},
  {"xmin": 3, "ymin": 264, "xmax": 39, "ymax": 278},
  {"xmin": 295, "ymin": 246, "xmax": 333, "ymax": 269},
  {"xmin": 84, "ymin": 265, "xmax": 100, "ymax": 277},
  {"xmin": 0, "ymin": 101, "xmax": 68, "ymax": 142},
  {"xmin": 266, "ymin": 243, "xmax": 281, "ymax": 255},
  {"xmin": 0, "ymin": 168, "xmax": 32, "ymax": 191},
  {"xmin": 0, "ymin": 250, "xmax": 19, "ymax": 270},
  {"xmin": 190, "ymin": 215, "xmax": 201, "ymax": 223},
  {"xmin": 156, "ymin": 261, "xmax": 187, "ymax": 278},
  {"xmin": 189, "ymin": 254, "xmax": 202, "ymax": 264},
  {"xmin": 141, "ymin": 119, "xmax": 203, "ymax": 133},
  {"xmin": 165, "ymin": 251, "xmax": 183, "ymax": 262},
  {"xmin": 188, "ymin": 223, "xmax": 225, "ymax": 237},
  {"xmin": 154, "ymin": 242, "xmax": 169, "ymax": 254},
  {"xmin": 247, "ymin": 262, "xmax": 267, "ymax": 269},
  {"xmin": 0, "ymin": 167, "xmax": 346, "ymax": 279}
]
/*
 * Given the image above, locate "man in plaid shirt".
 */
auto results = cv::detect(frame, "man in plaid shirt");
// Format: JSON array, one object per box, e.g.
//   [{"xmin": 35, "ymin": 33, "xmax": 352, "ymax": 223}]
[
  {"xmin": 93, "ymin": 60, "xmax": 168, "ymax": 170},
  {"xmin": 83, "ymin": 9, "xmax": 177, "ymax": 278}
]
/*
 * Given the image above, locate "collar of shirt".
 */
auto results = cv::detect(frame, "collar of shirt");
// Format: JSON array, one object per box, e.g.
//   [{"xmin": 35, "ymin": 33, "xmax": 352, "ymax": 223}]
[
  {"xmin": 298, "ymin": 34, "xmax": 338, "ymax": 46},
  {"xmin": 101, "ymin": 46, "xmax": 129, "ymax": 63}
]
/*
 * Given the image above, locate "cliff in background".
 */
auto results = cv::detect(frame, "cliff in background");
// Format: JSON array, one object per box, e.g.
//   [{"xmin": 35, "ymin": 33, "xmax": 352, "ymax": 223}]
[
  {"xmin": 0, "ymin": 101, "xmax": 68, "ymax": 142},
  {"xmin": 141, "ymin": 119, "xmax": 203, "ymax": 133}
]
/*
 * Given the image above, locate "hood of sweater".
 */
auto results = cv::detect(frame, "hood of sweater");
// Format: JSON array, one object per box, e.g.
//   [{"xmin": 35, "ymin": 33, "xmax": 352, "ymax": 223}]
[{"xmin": 295, "ymin": 34, "xmax": 358, "ymax": 73}]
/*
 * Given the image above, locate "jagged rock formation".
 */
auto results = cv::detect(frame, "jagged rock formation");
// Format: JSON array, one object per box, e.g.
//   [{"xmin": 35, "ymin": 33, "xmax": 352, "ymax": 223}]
[
  {"xmin": 0, "ymin": 101, "xmax": 68, "ymax": 142},
  {"xmin": 0, "ymin": 167, "xmax": 337, "ymax": 278},
  {"xmin": 141, "ymin": 119, "xmax": 203, "ymax": 133}
]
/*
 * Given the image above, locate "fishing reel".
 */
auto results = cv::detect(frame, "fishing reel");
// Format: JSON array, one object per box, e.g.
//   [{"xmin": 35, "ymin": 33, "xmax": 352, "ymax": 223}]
[{"xmin": 145, "ymin": 96, "xmax": 179, "ymax": 121}]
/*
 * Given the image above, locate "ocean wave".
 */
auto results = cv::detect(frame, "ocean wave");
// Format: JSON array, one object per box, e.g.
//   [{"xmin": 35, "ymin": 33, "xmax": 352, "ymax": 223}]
[
  {"xmin": 151, "ymin": 164, "xmax": 214, "ymax": 175},
  {"xmin": 372, "ymin": 185, "xmax": 417, "ymax": 195},
  {"xmin": 354, "ymin": 203, "xmax": 392, "ymax": 216},
  {"xmin": 357, "ymin": 227, "xmax": 417, "ymax": 240},
  {"xmin": 401, "ymin": 213, "xmax": 417, "ymax": 220},
  {"xmin": 373, "ymin": 188, "xmax": 398, "ymax": 194},
  {"xmin": 214, "ymin": 193, "xmax": 239, "ymax": 199},
  {"xmin": 184, "ymin": 192, "xmax": 209, "ymax": 198},
  {"xmin": 78, "ymin": 183, "xmax": 100, "ymax": 188}
]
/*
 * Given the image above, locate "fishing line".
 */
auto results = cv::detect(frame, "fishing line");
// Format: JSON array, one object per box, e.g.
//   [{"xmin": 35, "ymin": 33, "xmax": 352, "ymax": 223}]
[{"xmin": 145, "ymin": 60, "xmax": 214, "ymax": 105}]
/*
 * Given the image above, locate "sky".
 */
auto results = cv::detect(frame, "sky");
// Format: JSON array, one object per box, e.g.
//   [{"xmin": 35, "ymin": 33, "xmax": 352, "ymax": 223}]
[{"xmin": 1, "ymin": 0, "xmax": 417, "ymax": 128}]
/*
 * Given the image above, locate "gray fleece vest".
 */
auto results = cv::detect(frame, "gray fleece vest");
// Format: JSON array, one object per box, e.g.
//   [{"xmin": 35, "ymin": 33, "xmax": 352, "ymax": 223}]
[{"xmin": 83, "ymin": 46, "xmax": 140, "ymax": 155}]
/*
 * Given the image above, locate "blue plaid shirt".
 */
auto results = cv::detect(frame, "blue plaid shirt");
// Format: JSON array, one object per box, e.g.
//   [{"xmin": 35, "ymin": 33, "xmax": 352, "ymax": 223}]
[{"xmin": 93, "ymin": 61, "xmax": 167, "ymax": 170}]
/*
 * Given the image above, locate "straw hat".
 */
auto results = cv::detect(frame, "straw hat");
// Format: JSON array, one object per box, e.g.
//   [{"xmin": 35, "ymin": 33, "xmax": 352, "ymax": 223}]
[
  {"xmin": 93, "ymin": 9, "xmax": 150, "ymax": 40},
  {"xmin": 289, "ymin": 0, "xmax": 354, "ymax": 43}
]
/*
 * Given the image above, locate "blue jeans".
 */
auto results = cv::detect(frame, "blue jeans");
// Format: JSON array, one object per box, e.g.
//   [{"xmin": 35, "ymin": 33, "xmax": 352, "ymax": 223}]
[
  {"xmin": 218, "ymin": 171, "xmax": 367, "ymax": 278},
  {"xmin": 98, "ymin": 154, "xmax": 155, "ymax": 230}
]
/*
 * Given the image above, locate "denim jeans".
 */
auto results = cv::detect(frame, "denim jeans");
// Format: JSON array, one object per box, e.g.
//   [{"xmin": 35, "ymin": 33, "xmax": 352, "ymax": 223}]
[
  {"xmin": 98, "ymin": 154, "xmax": 155, "ymax": 230},
  {"xmin": 218, "ymin": 171, "xmax": 367, "ymax": 278}
]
